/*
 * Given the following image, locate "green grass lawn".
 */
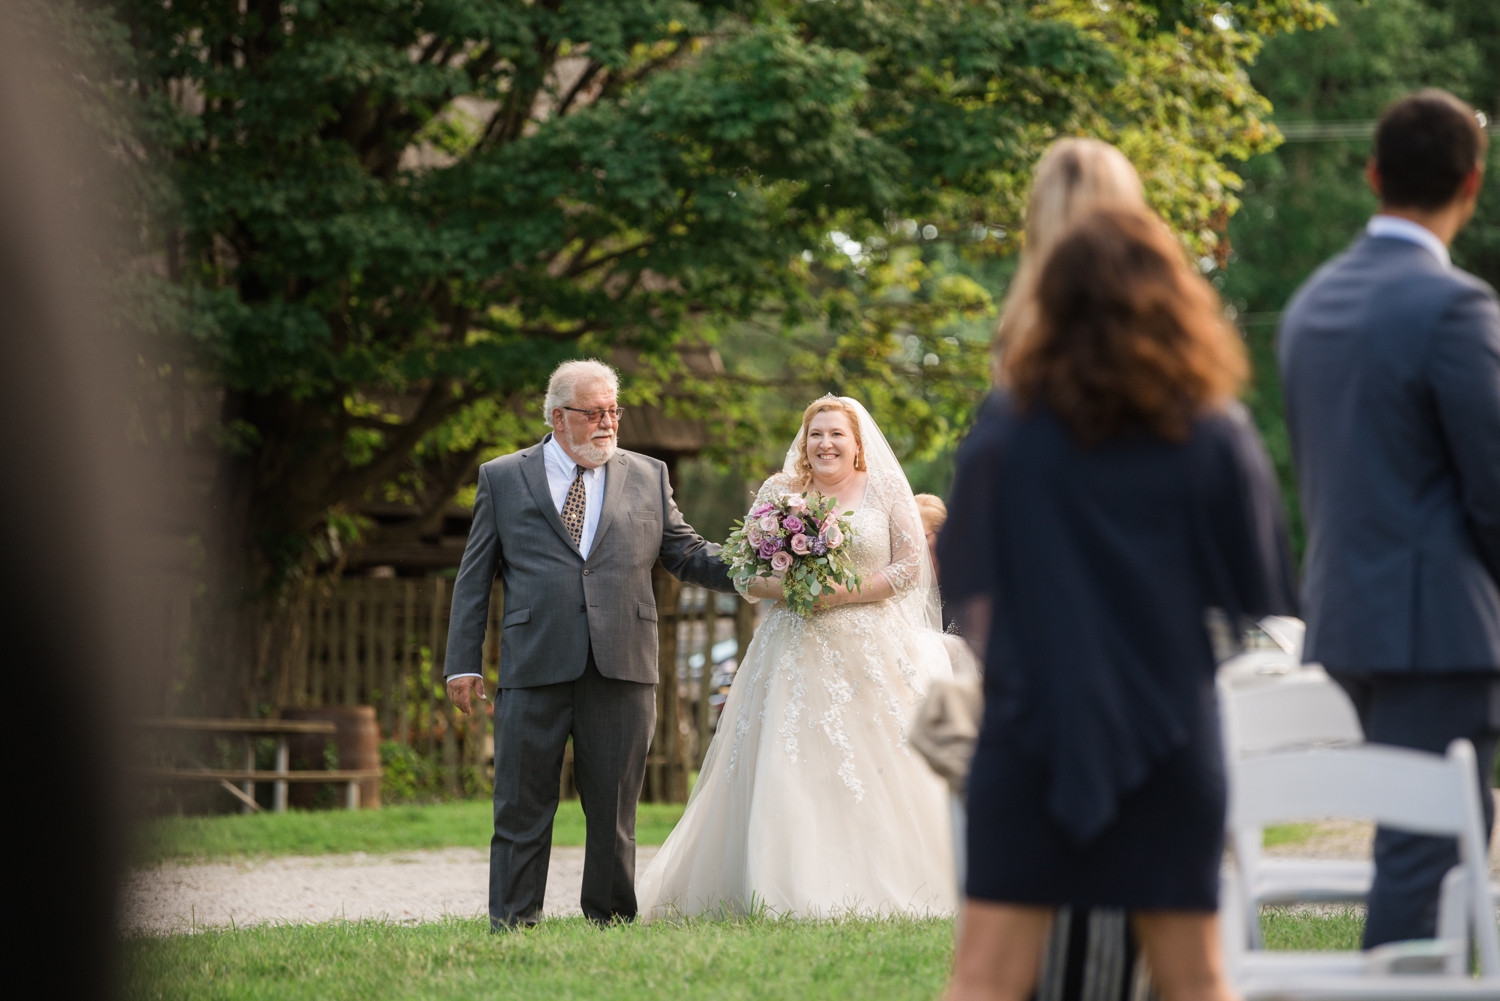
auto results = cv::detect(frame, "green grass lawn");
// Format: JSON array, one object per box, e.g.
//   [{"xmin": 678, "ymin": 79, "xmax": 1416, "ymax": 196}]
[
  {"xmin": 124, "ymin": 910, "xmax": 1368, "ymax": 1001},
  {"xmin": 138, "ymin": 800, "xmax": 686, "ymax": 864},
  {"xmin": 1261, "ymin": 907, "xmax": 1365, "ymax": 951},
  {"xmin": 132, "ymin": 803, "xmax": 1367, "ymax": 999},
  {"xmin": 124, "ymin": 915, "xmax": 955, "ymax": 1001},
  {"xmin": 1261, "ymin": 822, "xmax": 1320, "ymax": 849}
]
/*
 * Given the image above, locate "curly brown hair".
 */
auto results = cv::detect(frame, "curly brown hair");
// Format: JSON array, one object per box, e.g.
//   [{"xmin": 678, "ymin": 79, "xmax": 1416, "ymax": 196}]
[
  {"xmin": 791, "ymin": 396, "xmax": 866, "ymax": 487},
  {"xmin": 1003, "ymin": 207, "xmax": 1247, "ymax": 445}
]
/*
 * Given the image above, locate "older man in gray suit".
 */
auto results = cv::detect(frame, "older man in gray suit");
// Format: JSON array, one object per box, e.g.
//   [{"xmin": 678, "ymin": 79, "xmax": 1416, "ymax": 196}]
[
  {"xmin": 1280, "ymin": 89, "xmax": 1500, "ymax": 947},
  {"xmin": 444, "ymin": 359, "xmax": 734, "ymax": 928}
]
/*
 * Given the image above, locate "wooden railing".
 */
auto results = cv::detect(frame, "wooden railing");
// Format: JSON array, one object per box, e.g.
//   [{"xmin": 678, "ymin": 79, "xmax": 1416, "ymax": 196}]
[{"xmin": 279, "ymin": 572, "xmax": 755, "ymax": 802}]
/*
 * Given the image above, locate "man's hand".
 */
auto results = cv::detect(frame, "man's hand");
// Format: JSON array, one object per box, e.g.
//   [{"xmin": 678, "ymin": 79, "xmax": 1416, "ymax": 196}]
[{"xmin": 447, "ymin": 676, "xmax": 487, "ymax": 716}]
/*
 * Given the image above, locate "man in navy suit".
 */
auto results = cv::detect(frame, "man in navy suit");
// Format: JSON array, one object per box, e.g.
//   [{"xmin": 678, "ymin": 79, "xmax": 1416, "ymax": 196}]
[{"xmin": 1279, "ymin": 89, "xmax": 1500, "ymax": 947}]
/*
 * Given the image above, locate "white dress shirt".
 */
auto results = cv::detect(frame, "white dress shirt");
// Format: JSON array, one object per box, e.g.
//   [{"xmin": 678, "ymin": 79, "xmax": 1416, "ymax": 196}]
[
  {"xmin": 542, "ymin": 432, "xmax": 607, "ymax": 559},
  {"xmin": 1367, "ymin": 214, "xmax": 1451, "ymax": 269},
  {"xmin": 450, "ymin": 433, "xmax": 608, "ymax": 683}
]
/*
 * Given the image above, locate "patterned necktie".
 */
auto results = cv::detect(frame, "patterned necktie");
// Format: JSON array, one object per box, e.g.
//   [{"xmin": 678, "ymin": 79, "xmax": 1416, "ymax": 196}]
[{"xmin": 560, "ymin": 465, "xmax": 587, "ymax": 546}]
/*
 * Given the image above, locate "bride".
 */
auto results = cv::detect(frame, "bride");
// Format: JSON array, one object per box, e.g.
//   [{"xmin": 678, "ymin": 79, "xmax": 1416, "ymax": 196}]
[{"xmin": 638, "ymin": 395, "xmax": 959, "ymax": 919}]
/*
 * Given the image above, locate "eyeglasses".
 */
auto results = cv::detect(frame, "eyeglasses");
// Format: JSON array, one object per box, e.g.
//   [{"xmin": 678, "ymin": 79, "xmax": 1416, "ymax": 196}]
[{"xmin": 562, "ymin": 406, "xmax": 625, "ymax": 425}]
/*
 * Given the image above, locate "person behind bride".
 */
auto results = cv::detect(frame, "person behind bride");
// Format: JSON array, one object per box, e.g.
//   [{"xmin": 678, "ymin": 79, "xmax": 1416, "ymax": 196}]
[{"xmin": 637, "ymin": 395, "xmax": 959, "ymax": 919}]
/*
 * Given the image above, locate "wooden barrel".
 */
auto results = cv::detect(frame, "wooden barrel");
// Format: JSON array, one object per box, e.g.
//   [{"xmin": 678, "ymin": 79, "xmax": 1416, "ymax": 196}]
[{"xmin": 281, "ymin": 705, "xmax": 382, "ymax": 809}]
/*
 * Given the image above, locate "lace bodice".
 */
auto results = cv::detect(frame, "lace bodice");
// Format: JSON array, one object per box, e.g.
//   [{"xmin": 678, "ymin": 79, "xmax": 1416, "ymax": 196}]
[{"xmin": 738, "ymin": 471, "xmax": 926, "ymax": 608}]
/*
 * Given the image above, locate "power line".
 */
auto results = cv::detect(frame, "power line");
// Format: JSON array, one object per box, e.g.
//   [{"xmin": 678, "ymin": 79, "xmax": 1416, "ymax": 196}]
[{"xmin": 1274, "ymin": 119, "xmax": 1499, "ymax": 143}]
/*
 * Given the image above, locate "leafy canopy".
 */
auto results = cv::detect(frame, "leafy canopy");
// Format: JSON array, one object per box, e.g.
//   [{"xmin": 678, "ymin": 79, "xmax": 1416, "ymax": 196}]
[{"xmin": 81, "ymin": 0, "xmax": 1324, "ymax": 579}]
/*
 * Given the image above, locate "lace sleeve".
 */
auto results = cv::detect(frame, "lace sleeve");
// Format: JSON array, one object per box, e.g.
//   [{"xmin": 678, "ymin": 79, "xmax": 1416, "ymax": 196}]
[
  {"xmin": 876, "ymin": 474, "xmax": 925, "ymax": 599},
  {"xmin": 736, "ymin": 473, "xmax": 795, "ymax": 602},
  {"xmin": 752, "ymin": 472, "xmax": 793, "ymax": 509}
]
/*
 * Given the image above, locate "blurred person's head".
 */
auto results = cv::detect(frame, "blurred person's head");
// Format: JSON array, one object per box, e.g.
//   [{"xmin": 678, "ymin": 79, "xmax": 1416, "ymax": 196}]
[
  {"xmin": 915, "ymin": 493, "xmax": 947, "ymax": 536},
  {"xmin": 993, "ymin": 139, "xmax": 1145, "ymax": 377},
  {"xmin": 1005, "ymin": 207, "xmax": 1247, "ymax": 445},
  {"xmin": 1368, "ymin": 89, "xmax": 1487, "ymax": 240},
  {"xmin": 914, "ymin": 493, "xmax": 947, "ymax": 573}
]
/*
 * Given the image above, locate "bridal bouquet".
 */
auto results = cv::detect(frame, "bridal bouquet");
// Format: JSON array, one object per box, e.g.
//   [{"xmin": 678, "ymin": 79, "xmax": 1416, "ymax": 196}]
[{"xmin": 724, "ymin": 490, "xmax": 861, "ymax": 617}]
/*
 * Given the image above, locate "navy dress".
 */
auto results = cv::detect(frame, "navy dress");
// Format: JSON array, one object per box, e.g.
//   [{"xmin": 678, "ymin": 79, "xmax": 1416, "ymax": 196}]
[{"xmin": 939, "ymin": 392, "xmax": 1295, "ymax": 911}]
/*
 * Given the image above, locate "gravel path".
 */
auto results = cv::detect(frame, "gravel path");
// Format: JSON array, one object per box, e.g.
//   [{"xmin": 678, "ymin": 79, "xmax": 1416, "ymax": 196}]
[
  {"xmin": 125, "ymin": 846, "xmax": 658, "ymax": 935},
  {"xmin": 127, "ymin": 795, "xmax": 1500, "ymax": 936}
]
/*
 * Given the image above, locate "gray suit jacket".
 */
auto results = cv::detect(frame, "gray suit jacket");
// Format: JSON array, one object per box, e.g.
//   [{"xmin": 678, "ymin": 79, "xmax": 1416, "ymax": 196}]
[
  {"xmin": 1279, "ymin": 234, "xmax": 1500, "ymax": 672},
  {"xmin": 444, "ymin": 437, "xmax": 735, "ymax": 687}
]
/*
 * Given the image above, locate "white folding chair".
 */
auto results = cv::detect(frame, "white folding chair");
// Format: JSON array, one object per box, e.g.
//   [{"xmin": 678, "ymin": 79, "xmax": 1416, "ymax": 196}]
[
  {"xmin": 1218, "ymin": 671, "xmax": 1372, "ymax": 946},
  {"xmin": 1221, "ymin": 739, "xmax": 1500, "ymax": 999},
  {"xmin": 1217, "ymin": 615, "xmax": 1309, "ymax": 689},
  {"xmin": 1259, "ymin": 615, "xmax": 1307, "ymax": 661}
]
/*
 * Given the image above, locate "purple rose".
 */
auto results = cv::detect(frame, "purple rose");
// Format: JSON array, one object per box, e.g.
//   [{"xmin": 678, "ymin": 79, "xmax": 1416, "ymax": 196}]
[
  {"xmin": 782, "ymin": 514, "xmax": 804, "ymax": 534},
  {"xmin": 770, "ymin": 550, "xmax": 794, "ymax": 573},
  {"xmin": 757, "ymin": 537, "xmax": 783, "ymax": 559},
  {"xmin": 750, "ymin": 502, "xmax": 774, "ymax": 518},
  {"xmin": 789, "ymin": 533, "xmax": 811, "ymax": 555}
]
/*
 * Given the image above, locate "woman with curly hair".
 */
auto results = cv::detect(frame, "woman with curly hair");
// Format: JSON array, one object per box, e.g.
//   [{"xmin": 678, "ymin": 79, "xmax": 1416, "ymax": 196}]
[{"xmin": 940, "ymin": 206, "xmax": 1295, "ymax": 1001}]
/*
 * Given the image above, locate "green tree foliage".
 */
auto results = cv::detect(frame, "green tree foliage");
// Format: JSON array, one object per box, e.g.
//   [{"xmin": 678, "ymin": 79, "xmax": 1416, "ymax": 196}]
[
  {"xmin": 64, "ymin": 0, "xmax": 1322, "ymax": 596},
  {"xmin": 1220, "ymin": 0, "xmax": 1493, "ymax": 553},
  {"xmin": 641, "ymin": 0, "xmax": 1332, "ymax": 485}
]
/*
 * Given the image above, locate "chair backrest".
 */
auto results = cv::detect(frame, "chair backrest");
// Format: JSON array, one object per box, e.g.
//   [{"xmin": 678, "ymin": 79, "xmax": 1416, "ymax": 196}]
[
  {"xmin": 1217, "ymin": 649, "xmax": 1302, "ymax": 689},
  {"xmin": 1230, "ymin": 742, "xmax": 1471, "ymax": 835},
  {"xmin": 1231, "ymin": 739, "xmax": 1500, "ymax": 976},
  {"xmin": 1258, "ymin": 615, "xmax": 1306, "ymax": 660},
  {"xmin": 1219, "ymin": 672, "xmax": 1363, "ymax": 757}
]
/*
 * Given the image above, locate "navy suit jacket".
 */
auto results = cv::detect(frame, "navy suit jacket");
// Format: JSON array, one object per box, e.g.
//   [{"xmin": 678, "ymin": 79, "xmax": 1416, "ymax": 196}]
[{"xmin": 1279, "ymin": 234, "xmax": 1500, "ymax": 672}]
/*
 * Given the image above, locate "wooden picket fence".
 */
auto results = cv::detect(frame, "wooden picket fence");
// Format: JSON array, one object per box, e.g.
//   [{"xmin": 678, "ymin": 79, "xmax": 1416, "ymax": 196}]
[{"xmin": 280, "ymin": 572, "xmax": 754, "ymax": 802}]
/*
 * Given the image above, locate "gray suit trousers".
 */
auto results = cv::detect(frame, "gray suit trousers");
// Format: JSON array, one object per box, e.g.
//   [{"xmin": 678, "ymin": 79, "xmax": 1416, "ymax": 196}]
[{"xmin": 490, "ymin": 648, "xmax": 655, "ymax": 928}]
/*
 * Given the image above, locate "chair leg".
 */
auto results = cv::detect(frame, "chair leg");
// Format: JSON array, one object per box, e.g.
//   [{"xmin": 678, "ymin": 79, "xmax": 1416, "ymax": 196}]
[{"xmin": 1435, "ymin": 866, "xmax": 1469, "ymax": 976}]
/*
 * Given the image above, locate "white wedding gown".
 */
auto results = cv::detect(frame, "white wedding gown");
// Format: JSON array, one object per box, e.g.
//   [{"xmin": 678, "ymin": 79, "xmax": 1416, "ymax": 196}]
[{"xmin": 638, "ymin": 448, "xmax": 959, "ymax": 920}]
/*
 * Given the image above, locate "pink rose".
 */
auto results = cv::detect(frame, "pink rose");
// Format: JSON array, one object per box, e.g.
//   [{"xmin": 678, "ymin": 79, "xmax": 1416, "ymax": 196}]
[
  {"xmin": 785, "ymin": 493, "xmax": 809, "ymax": 515},
  {"xmin": 770, "ymin": 550, "xmax": 794, "ymax": 573},
  {"xmin": 746, "ymin": 523, "xmax": 765, "ymax": 547},
  {"xmin": 823, "ymin": 523, "xmax": 844, "ymax": 549},
  {"xmin": 758, "ymin": 514, "xmax": 779, "ymax": 533},
  {"xmin": 782, "ymin": 514, "xmax": 804, "ymax": 534},
  {"xmin": 789, "ymin": 533, "xmax": 811, "ymax": 555}
]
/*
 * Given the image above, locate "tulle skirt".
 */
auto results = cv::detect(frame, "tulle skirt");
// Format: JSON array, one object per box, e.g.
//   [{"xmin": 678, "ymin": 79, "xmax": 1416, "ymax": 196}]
[{"xmin": 637, "ymin": 600, "xmax": 958, "ymax": 919}]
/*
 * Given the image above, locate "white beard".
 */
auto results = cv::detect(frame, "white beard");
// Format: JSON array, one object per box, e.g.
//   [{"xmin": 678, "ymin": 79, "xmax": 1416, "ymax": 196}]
[{"xmin": 572, "ymin": 433, "xmax": 616, "ymax": 466}]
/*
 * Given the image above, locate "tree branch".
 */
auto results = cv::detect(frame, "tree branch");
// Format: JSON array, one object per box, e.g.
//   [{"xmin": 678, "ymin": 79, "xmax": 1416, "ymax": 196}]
[
  {"xmin": 597, "ymin": 42, "xmax": 686, "ymax": 103},
  {"xmin": 367, "ymin": 442, "xmax": 488, "ymax": 544},
  {"xmin": 306, "ymin": 383, "xmax": 475, "ymax": 532},
  {"xmin": 564, "ymin": 239, "xmax": 654, "ymax": 279},
  {"xmin": 556, "ymin": 59, "xmax": 604, "ymax": 117}
]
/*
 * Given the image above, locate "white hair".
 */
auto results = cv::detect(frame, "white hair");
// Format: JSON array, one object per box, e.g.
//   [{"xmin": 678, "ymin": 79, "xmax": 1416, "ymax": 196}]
[{"xmin": 543, "ymin": 359, "xmax": 620, "ymax": 427}]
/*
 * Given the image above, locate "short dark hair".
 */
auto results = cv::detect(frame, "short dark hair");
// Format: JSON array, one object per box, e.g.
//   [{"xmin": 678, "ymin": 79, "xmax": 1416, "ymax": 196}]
[{"xmin": 1375, "ymin": 89, "xmax": 1487, "ymax": 210}]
